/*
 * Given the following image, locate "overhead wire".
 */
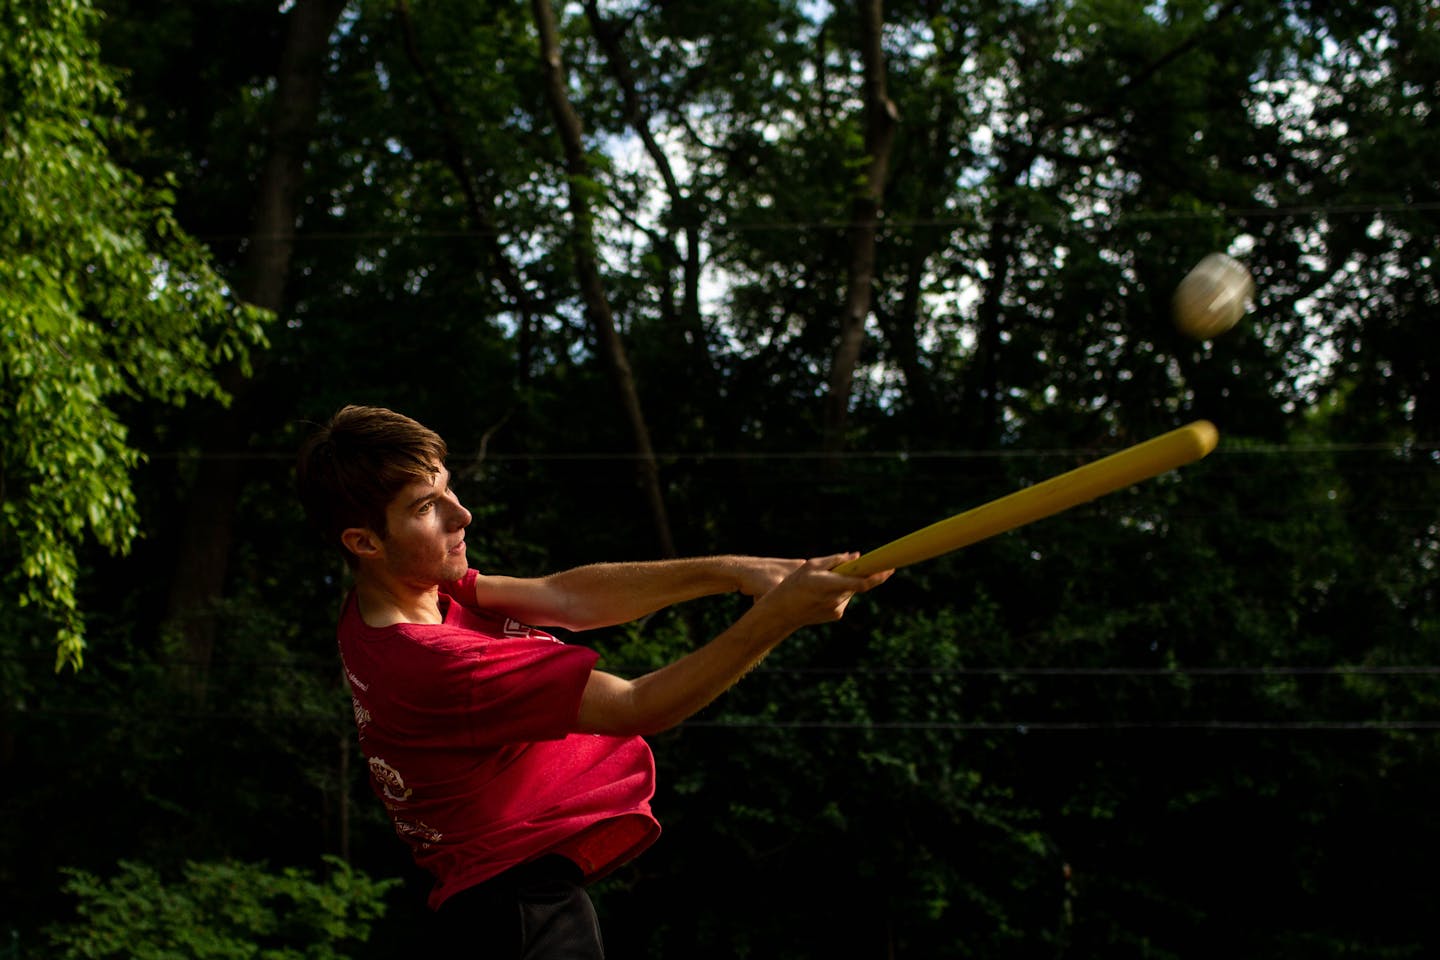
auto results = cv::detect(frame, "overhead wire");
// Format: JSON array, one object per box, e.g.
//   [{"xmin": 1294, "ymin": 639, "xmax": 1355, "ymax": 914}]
[
  {"xmin": 18, "ymin": 432, "xmax": 1432, "ymax": 730},
  {"xmin": 141, "ymin": 441, "xmax": 1440, "ymax": 462},
  {"xmin": 7, "ymin": 652, "xmax": 1440, "ymax": 677},
  {"xmin": 198, "ymin": 200, "xmax": 1440, "ymax": 244},
  {"xmin": 7, "ymin": 704, "xmax": 1436, "ymax": 732},
  {"xmin": 11, "ymin": 653, "xmax": 1440, "ymax": 733}
]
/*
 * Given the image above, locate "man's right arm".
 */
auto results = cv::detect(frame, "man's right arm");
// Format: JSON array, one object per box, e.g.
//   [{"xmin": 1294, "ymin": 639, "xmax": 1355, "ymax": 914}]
[
  {"xmin": 574, "ymin": 554, "xmax": 891, "ymax": 736},
  {"xmin": 473, "ymin": 555, "xmax": 802, "ymax": 632}
]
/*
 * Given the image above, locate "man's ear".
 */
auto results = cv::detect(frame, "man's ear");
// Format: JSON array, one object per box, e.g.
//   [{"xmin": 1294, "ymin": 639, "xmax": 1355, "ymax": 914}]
[{"xmin": 341, "ymin": 527, "xmax": 383, "ymax": 561}]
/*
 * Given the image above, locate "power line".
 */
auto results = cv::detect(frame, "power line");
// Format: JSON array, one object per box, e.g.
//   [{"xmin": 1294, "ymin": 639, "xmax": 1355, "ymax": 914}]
[
  {"xmin": 734, "ymin": 665, "xmax": 1440, "ymax": 677},
  {"xmin": 9, "ymin": 653, "xmax": 1440, "ymax": 678},
  {"xmin": 201, "ymin": 200, "xmax": 1440, "ymax": 244},
  {"xmin": 683, "ymin": 719, "xmax": 1440, "ymax": 732},
  {"xmin": 141, "ymin": 442, "xmax": 1440, "ymax": 463},
  {"xmin": 5, "ymin": 705, "xmax": 1436, "ymax": 732}
]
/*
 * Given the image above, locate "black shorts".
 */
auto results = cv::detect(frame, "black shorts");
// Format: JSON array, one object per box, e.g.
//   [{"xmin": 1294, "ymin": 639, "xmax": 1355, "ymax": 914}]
[{"xmin": 432, "ymin": 856, "xmax": 604, "ymax": 959}]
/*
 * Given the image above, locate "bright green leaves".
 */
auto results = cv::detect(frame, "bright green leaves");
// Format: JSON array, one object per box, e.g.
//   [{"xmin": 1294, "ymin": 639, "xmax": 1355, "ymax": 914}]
[
  {"xmin": 0, "ymin": 0, "xmax": 271, "ymax": 670},
  {"xmin": 44, "ymin": 856, "xmax": 400, "ymax": 959}
]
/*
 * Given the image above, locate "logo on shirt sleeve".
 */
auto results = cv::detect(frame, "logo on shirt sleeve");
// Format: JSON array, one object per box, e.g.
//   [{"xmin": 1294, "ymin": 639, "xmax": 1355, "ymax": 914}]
[{"xmin": 503, "ymin": 617, "xmax": 560, "ymax": 643}]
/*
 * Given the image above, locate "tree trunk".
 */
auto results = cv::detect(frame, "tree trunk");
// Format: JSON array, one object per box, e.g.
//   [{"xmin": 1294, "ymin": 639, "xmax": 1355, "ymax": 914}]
[
  {"xmin": 822, "ymin": 0, "xmax": 898, "ymax": 455},
  {"xmin": 531, "ymin": 0, "xmax": 676, "ymax": 558},
  {"xmin": 967, "ymin": 140, "xmax": 1035, "ymax": 448},
  {"xmin": 163, "ymin": 0, "xmax": 346, "ymax": 703},
  {"xmin": 583, "ymin": 1, "xmax": 715, "ymax": 385},
  {"xmin": 394, "ymin": 0, "xmax": 542, "ymax": 386}
]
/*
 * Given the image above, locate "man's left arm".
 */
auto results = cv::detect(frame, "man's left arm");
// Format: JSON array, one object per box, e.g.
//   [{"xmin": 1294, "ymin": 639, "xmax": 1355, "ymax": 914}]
[{"xmin": 472, "ymin": 555, "xmax": 804, "ymax": 631}]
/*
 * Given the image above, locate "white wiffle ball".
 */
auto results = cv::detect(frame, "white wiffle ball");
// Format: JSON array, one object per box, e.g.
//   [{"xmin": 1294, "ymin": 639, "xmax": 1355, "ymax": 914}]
[{"xmin": 1173, "ymin": 253, "xmax": 1254, "ymax": 340}]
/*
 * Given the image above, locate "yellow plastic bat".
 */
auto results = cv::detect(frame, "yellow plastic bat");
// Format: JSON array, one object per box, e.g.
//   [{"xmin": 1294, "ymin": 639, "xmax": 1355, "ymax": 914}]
[{"xmin": 833, "ymin": 421, "xmax": 1219, "ymax": 576}]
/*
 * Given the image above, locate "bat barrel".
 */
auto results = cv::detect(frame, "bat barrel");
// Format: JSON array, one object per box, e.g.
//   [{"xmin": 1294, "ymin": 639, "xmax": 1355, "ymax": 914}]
[{"xmin": 833, "ymin": 420, "xmax": 1218, "ymax": 576}]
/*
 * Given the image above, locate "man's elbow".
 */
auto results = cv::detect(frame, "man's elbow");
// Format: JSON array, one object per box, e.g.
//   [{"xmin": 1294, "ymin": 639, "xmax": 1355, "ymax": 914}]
[
  {"xmin": 576, "ymin": 675, "xmax": 669, "ymax": 737},
  {"xmin": 578, "ymin": 715, "xmax": 673, "ymax": 738},
  {"xmin": 576, "ymin": 704, "xmax": 676, "ymax": 738}
]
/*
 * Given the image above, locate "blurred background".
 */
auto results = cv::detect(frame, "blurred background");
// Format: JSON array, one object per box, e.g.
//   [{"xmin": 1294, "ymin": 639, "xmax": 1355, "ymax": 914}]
[{"xmin": 2, "ymin": 0, "xmax": 1437, "ymax": 956}]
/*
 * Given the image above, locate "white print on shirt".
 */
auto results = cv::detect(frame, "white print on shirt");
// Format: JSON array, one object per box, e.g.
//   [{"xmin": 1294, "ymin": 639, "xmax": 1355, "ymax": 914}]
[
  {"xmin": 369, "ymin": 757, "xmax": 412, "ymax": 803},
  {"xmin": 395, "ymin": 817, "xmax": 443, "ymax": 848},
  {"xmin": 345, "ymin": 666, "xmax": 369, "ymax": 693},
  {"xmin": 504, "ymin": 617, "xmax": 564, "ymax": 645},
  {"xmin": 351, "ymin": 695, "xmax": 371, "ymax": 734}
]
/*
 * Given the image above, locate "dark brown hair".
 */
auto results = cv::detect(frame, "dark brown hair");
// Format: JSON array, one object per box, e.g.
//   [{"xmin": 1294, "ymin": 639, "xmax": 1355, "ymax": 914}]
[{"xmin": 295, "ymin": 405, "xmax": 449, "ymax": 564}]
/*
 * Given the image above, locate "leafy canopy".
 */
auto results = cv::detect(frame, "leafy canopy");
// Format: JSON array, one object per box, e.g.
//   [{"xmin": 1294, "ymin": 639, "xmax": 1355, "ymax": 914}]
[{"xmin": 0, "ymin": 0, "xmax": 270, "ymax": 670}]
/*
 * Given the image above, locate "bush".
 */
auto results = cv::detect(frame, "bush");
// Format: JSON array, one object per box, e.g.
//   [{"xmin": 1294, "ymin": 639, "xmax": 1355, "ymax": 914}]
[{"xmin": 43, "ymin": 856, "xmax": 399, "ymax": 960}]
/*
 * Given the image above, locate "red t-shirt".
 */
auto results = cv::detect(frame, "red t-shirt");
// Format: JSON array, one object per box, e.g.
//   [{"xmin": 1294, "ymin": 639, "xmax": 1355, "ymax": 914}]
[{"xmin": 337, "ymin": 569, "xmax": 660, "ymax": 909}]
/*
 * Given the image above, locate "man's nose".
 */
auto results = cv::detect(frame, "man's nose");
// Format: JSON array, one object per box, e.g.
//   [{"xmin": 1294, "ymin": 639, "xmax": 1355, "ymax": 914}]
[{"xmin": 446, "ymin": 495, "xmax": 472, "ymax": 528}]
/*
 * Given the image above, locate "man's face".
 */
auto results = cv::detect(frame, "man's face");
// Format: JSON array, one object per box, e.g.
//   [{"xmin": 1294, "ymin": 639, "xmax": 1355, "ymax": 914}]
[{"xmin": 374, "ymin": 464, "xmax": 472, "ymax": 585}]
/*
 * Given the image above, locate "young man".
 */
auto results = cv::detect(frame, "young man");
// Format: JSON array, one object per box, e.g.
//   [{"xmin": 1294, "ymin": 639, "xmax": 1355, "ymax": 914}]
[{"xmin": 296, "ymin": 405, "xmax": 890, "ymax": 957}]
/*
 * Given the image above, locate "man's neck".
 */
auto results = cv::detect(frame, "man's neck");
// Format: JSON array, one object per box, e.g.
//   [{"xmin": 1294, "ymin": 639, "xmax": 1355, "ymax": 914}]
[{"xmin": 354, "ymin": 575, "xmax": 444, "ymax": 627}]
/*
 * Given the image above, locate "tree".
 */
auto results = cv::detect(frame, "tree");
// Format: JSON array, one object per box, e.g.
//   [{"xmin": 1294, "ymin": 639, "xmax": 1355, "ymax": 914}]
[
  {"xmin": 44, "ymin": 856, "xmax": 397, "ymax": 959},
  {"xmin": 0, "ymin": 0, "xmax": 268, "ymax": 672},
  {"xmin": 822, "ymin": 0, "xmax": 899, "ymax": 456},
  {"xmin": 8, "ymin": 0, "xmax": 1435, "ymax": 955},
  {"xmin": 160, "ymin": 0, "xmax": 347, "ymax": 704},
  {"xmin": 532, "ymin": 0, "xmax": 677, "ymax": 557}
]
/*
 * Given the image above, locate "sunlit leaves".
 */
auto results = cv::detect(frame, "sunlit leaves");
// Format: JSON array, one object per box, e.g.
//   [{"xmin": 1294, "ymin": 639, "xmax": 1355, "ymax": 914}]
[
  {"xmin": 44, "ymin": 856, "xmax": 399, "ymax": 959},
  {"xmin": 0, "ymin": 0, "xmax": 270, "ymax": 670}
]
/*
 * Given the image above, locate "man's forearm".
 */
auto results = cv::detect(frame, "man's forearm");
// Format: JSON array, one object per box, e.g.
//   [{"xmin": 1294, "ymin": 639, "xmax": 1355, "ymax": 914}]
[
  {"xmin": 476, "ymin": 555, "xmax": 798, "ymax": 631},
  {"xmin": 574, "ymin": 554, "xmax": 891, "ymax": 736},
  {"xmin": 580, "ymin": 599, "xmax": 798, "ymax": 735},
  {"xmin": 542, "ymin": 557, "xmax": 748, "ymax": 629}
]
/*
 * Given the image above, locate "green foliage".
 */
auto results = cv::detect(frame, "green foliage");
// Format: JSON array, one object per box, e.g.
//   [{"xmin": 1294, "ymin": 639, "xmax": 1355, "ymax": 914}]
[
  {"xmin": 3, "ymin": 0, "xmax": 1436, "ymax": 957},
  {"xmin": 0, "ymin": 0, "xmax": 270, "ymax": 671},
  {"xmin": 43, "ymin": 857, "xmax": 399, "ymax": 960}
]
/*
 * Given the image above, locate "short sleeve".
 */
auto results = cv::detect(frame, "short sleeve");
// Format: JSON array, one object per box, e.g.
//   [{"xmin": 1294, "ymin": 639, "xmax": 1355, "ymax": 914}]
[
  {"xmin": 385, "ymin": 624, "xmax": 600, "ymax": 750},
  {"xmin": 440, "ymin": 569, "xmax": 481, "ymax": 611}
]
